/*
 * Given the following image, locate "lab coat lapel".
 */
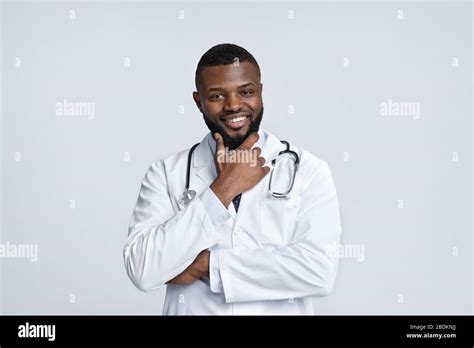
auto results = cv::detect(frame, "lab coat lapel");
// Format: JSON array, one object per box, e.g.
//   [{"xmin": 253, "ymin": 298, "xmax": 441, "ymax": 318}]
[{"xmin": 192, "ymin": 133, "xmax": 215, "ymax": 187}]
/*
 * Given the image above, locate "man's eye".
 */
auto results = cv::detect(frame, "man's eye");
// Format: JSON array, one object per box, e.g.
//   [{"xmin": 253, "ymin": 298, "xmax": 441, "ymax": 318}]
[
  {"xmin": 210, "ymin": 94, "xmax": 223, "ymax": 100},
  {"xmin": 241, "ymin": 90, "xmax": 254, "ymax": 96}
]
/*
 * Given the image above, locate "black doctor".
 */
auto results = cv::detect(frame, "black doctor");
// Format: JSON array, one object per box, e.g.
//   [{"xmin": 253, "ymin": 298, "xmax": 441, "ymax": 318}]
[{"xmin": 167, "ymin": 43, "xmax": 270, "ymax": 285}]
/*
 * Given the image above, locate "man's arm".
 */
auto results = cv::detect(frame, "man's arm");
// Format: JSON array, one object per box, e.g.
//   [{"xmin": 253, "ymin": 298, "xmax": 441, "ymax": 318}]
[
  {"xmin": 209, "ymin": 160, "xmax": 342, "ymax": 303},
  {"xmin": 166, "ymin": 249, "xmax": 210, "ymax": 285},
  {"xmin": 166, "ymin": 132, "xmax": 268, "ymax": 285},
  {"xmin": 123, "ymin": 159, "xmax": 231, "ymax": 292}
]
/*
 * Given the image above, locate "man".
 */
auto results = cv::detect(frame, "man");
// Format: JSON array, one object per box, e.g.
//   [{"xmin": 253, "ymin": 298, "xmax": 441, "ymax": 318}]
[{"xmin": 123, "ymin": 43, "xmax": 342, "ymax": 315}]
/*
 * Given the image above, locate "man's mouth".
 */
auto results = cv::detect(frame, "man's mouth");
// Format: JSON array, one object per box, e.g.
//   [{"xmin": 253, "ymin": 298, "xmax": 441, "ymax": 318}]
[{"xmin": 221, "ymin": 114, "xmax": 250, "ymax": 130}]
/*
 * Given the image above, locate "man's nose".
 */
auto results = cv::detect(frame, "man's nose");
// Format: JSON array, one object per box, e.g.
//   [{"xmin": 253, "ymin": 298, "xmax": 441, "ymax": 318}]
[{"xmin": 223, "ymin": 93, "xmax": 242, "ymax": 112}]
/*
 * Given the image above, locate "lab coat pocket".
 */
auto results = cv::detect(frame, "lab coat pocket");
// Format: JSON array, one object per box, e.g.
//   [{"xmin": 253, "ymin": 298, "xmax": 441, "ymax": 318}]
[{"xmin": 260, "ymin": 194, "xmax": 301, "ymax": 246}]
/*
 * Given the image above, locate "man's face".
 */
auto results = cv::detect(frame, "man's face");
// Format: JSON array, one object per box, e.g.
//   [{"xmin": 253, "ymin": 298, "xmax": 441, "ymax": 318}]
[{"xmin": 193, "ymin": 61, "xmax": 263, "ymax": 150}]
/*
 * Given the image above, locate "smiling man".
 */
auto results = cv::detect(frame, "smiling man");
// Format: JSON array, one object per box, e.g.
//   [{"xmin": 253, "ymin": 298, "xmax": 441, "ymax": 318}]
[
  {"xmin": 194, "ymin": 48, "xmax": 263, "ymax": 151},
  {"xmin": 123, "ymin": 43, "xmax": 342, "ymax": 315}
]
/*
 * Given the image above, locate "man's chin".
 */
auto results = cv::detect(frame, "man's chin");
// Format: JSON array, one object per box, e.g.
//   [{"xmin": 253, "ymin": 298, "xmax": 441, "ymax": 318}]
[
  {"xmin": 220, "ymin": 130, "xmax": 250, "ymax": 150},
  {"xmin": 223, "ymin": 127, "xmax": 249, "ymax": 139}
]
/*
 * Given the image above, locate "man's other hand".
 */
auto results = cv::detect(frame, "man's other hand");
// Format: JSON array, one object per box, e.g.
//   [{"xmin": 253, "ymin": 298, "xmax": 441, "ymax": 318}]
[{"xmin": 166, "ymin": 250, "xmax": 210, "ymax": 285}]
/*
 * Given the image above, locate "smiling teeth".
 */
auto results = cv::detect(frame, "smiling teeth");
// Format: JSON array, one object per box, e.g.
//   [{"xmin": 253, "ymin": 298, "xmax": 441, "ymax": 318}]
[{"xmin": 228, "ymin": 116, "xmax": 247, "ymax": 123}]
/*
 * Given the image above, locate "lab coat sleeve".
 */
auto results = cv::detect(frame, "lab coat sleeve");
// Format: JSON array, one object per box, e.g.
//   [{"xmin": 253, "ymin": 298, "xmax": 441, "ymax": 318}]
[
  {"xmin": 123, "ymin": 160, "xmax": 231, "ymax": 292},
  {"xmin": 212, "ymin": 160, "xmax": 342, "ymax": 303},
  {"xmin": 209, "ymin": 248, "xmax": 224, "ymax": 293}
]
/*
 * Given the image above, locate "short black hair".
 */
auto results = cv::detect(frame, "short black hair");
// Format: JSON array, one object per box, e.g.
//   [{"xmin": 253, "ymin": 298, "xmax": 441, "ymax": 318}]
[{"xmin": 195, "ymin": 43, "xmax": 261, "ymax": 90}]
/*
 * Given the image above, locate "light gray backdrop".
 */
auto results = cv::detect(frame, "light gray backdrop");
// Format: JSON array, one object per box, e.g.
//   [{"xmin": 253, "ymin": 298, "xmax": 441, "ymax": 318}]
[{"xmin": 1, "ymin": 0, "xmax": 472, "ymax": 314}]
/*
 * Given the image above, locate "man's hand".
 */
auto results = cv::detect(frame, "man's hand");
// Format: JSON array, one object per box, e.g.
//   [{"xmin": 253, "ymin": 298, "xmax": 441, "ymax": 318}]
[
  {"xmin": 166, "ymin": 250, "xmax": 210, "ymax": 285},
  {"xmin": 210, "ymin": 132, "xmax": 270, "ymax": 207}
]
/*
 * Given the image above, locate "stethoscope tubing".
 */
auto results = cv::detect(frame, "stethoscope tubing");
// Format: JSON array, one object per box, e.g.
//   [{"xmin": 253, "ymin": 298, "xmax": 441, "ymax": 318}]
[{"xmin": 183, "ymin": 139, "xmax": 299, "ymax": 200}]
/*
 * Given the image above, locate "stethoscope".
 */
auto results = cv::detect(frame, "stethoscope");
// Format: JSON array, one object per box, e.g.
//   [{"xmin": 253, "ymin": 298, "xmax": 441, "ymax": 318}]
[{"xmin": 179, "ymin": 140, "xmax": 299, "ymax": 206}]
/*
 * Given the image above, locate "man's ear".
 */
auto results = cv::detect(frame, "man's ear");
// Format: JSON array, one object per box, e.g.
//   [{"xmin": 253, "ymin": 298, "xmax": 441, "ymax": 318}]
[
  {"xmin": 260, "ymin": 83, "xmax": 263, "ymax": 94},
  {"xmin": 192, "ymin": 91, "xmax": 203, "ymax": 113}
]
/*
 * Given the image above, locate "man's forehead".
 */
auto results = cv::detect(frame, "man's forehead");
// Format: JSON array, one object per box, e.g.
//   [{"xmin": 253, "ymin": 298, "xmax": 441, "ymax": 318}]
[{"xmin": 199, "ymin": 62, "xmax": 260, "ymax": 89}]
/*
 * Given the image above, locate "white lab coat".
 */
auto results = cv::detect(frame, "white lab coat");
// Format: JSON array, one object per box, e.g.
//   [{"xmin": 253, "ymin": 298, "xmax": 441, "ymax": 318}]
[{"xmin": 123, "ymin": 129, "xmax": 342, "ymax": 315}]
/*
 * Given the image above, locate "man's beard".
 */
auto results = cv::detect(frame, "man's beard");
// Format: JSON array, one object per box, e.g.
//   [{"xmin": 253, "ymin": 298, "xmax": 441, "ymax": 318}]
[{"xmin": 203, "ymin": 106, "xmax": 264, "ymax": 150}]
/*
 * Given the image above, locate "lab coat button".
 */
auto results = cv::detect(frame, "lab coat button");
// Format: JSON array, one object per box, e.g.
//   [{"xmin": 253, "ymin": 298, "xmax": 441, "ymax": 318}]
[{"xmin": 234, "ymin": 227, "xmax": 242, "ymax": 234}]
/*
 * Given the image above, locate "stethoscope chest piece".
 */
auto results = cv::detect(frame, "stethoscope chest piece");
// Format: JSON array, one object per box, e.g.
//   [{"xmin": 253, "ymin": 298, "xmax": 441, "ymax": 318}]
[
  {"xmin": 179, "ymin": 189, "xmax": 196, "ymax": 207},
  {"xmin": 178, "ymin": 142, "xmax": 200, "ymax": 209}
]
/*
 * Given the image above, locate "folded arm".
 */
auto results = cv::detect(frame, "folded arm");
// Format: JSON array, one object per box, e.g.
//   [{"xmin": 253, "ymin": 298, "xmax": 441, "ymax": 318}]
[
  {"xmin": 123, "ymin": 160, "xmax": 230, "ymax": 292},
  {"xmin": 209, "ymin": 161, "xmax": 342, "ymax": 303}
]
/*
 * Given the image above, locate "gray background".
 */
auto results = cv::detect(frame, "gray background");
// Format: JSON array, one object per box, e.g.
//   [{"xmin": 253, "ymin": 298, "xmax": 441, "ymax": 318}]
[{"xmin": 0, "ymin": 0, "xmax": 472, "ymax": 314}]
